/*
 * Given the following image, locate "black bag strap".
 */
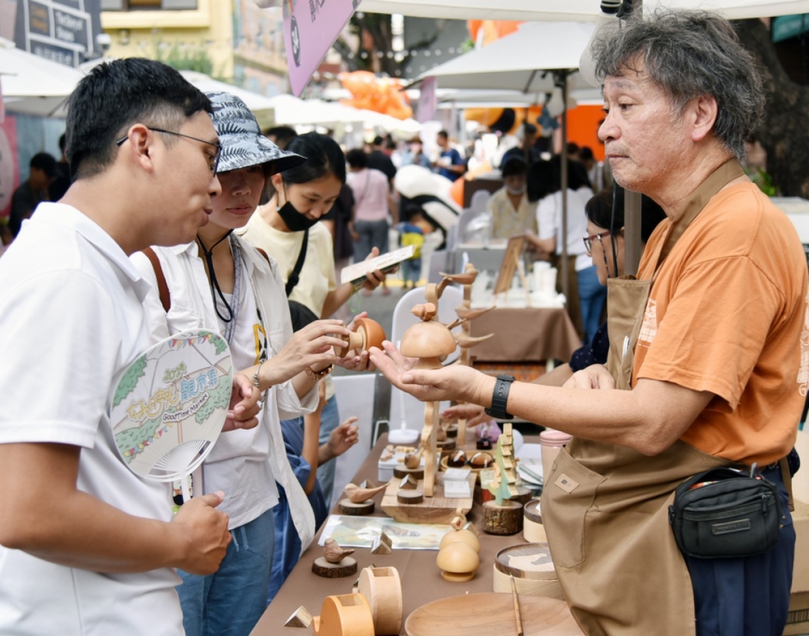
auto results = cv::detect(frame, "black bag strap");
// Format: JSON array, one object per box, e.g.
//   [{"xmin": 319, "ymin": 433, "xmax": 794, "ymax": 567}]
[
  {"xmin": 285, "ymin": 229, "xmax": 309, "ymax": 297},
  {"xmin": 142, "ymin": 247, "xmax": 171, "ymax": 312},
  {"xmin": 780, "ymin": 456, "xmax": 795, "ymax": 512}
]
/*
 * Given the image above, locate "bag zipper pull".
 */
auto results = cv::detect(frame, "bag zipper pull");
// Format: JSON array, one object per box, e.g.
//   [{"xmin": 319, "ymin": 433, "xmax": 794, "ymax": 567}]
[{"xmin": 749, "ymin": 462, "xmax": 757, "ymax": 478}]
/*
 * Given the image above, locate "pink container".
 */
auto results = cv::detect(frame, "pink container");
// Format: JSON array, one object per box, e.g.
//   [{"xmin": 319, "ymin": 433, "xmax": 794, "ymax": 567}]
[{"xmin": 539, "ymin": 429, "xmax": 572, "ymax": 487}]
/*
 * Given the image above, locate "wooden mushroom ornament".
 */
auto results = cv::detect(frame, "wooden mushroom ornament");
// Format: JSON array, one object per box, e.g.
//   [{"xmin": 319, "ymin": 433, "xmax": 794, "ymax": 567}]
[
  {"xmin": 399, "ymin": 302, "xmax": 457, "ymax": 497},
  {"xmin": 334, "ymin": 317, "xmax": 386, "ymax": 357}
]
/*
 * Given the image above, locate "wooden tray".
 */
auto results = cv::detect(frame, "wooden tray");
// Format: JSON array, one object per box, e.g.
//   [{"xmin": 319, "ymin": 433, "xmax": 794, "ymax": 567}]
[
  {"xmin": 404, "ymin": 592, "xmax": 582, "ymax": 635},
  {"xmin": 380, "ymin": 473, "xmax": 475, "ymax": 524}
]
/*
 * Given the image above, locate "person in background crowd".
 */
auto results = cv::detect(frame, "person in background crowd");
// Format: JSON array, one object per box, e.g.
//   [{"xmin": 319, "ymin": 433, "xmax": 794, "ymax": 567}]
[
  {"xmin": 579, "ymin": 146, "xmax": 608, "ymax": 194},
  {"xmin": 500, "ymin": 123, "xmax": 540, "ymax": 169},
  {"xmin": 9, "ymin": 152, "xmax": 57, "ymax": 237},
  {"xmin": 487, "ymin": 156, "xmax": 538, "ymax": 240},
  {"xmin": 373, "ymin": 11, "xmax": 804, "ymax": 635},
  {"xmin": 401, "ymin": 136, "xmax": 431, "ymax": 169},
  {"xmin": 525, "ymin": 157, "xmax": 602, "ymax": 343},
  {"xmin": 264, "ymin": 125, "xmax": 298, "ymax": 150},
  {"xmin": 395, "ymin": 205, "xmax": 426, "ymax": 290},
  {"xmin": 346, "ymin": 148, "xmax": 397, "ymax": 296},
  {"xmin": 0, "ymin": 57, "xmax": 252, "ymax": 636},
  {"xmin": 367, "ymin": 135, "xmax": 397, "ymax": 187},
  {"xmin": 434, "ymin": 130, "xmax": 466, "ymax": 182}
]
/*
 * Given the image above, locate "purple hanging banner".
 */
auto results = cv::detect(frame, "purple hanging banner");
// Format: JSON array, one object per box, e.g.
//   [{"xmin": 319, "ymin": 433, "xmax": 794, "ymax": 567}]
[{"xmin": 283, "ymin": 0, "xmax": 361, "ymax": 97}]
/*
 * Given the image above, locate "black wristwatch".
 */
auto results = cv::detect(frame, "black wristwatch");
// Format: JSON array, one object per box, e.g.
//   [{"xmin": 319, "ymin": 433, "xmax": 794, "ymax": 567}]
[{"xmin": 484, "ymin": 374, "xmax": 516, "ymax": 420}]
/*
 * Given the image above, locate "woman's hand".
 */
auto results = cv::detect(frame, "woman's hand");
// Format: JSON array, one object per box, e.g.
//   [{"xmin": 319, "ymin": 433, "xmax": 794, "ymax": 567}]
[
  {"xmin": 441, "ymin": 403, "xmax": 492, "ymax": 428},
  {"xmin": 261, "ymin": 319, "xmax": 348, "ymax": 387},
  {"xmin": 369, "ymin": 341, "xmax": 488, "ymax": 404}
]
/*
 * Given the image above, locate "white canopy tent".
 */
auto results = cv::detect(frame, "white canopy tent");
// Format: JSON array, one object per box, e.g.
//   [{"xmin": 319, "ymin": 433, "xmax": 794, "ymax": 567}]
[
  {"xmin": 359, "ymin": 0, "xmax": 809, "ymax": 21},
  {"xmin": 0, "ymin": 38, "xmax": 84, "ymax": 117}
]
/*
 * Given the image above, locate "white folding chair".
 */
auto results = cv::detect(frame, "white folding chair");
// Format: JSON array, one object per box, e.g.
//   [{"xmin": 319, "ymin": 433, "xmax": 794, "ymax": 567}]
[{"xmin": 386, "ymin": 285, "xmax": 463, "ymax": 436}]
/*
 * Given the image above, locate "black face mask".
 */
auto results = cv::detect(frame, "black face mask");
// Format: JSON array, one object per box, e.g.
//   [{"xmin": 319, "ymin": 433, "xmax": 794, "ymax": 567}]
[{"xmin": 276, "ymin": 200, "xmax": 319, "ymax": 232}]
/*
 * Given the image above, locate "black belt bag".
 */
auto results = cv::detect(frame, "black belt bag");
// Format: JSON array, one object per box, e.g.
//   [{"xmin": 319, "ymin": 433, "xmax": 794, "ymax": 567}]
[{"xmin": 669, "ymin": 466, "xmax": 781, "ymax": 559}]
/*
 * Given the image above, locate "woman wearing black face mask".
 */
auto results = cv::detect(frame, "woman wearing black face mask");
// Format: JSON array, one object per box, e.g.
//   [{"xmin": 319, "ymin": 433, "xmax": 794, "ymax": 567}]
[{"xmin": 239, "ymin": 132, "xmax": 387, "ymax": 509}]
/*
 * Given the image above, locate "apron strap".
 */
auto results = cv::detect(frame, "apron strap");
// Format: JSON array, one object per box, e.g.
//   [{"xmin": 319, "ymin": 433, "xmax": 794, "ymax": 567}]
[
  {"xmin": 654, "ymin": 158, "xmax": 746, "ymax": 271},
  {"xmin": 779, "ymin": 456, "xmax": 795, "ymax": 512}
]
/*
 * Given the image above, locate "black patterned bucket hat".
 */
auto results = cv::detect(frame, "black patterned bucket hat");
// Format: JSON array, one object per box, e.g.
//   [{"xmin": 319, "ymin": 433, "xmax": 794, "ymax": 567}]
[{"xmin": 206, "ymin": 91, "xmax": 306, "ymax": 174}]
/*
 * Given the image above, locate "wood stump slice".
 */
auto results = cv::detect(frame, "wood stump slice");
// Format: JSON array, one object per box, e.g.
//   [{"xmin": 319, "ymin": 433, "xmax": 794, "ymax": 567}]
[
  {"xmin": 339, "ymin": 498, "xmax": 375, "ymax": 516},
  {"xmin": 446, "ymin": 425, "xmax": 458, "ymax": 439},
  {"xmin": 482, "ymin": 500, "xmax": 524, "ymax": 535},
  {"xmin": 394, "ymin": 465, "xmax": 424, "ymax": 480},
  {"xmin": 397, "ymin": 490, "xmax": 424, "ymax": 504},
  {"xmin": 512, "ymin": 486, "xmax": 533, "ymax": 506},
  {"xmin": 312, "ymin": 556, "xmax": 358, "ymax": 578},
  {"xmin": 436, "ymin": 438, "xmax": 457, "ymax": 452}
]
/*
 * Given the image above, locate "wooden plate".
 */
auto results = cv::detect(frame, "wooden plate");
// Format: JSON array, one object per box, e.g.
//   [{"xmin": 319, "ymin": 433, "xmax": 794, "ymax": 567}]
[{"xmin": 405, "ymin": 592, "xmax": 582, "ymax": 635}]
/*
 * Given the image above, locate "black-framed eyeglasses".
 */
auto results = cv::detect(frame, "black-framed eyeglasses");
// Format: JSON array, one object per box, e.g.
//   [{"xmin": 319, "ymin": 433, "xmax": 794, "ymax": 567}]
[
  {"xmin": 116, "ymin": 127, "xmax": 221, "ymax": 175},
  {"xmin": 583, "ymin": 230, "xmax": 611, "ymax": 256},
  {"xmin": 584, "ymin": 230, "xmax": 613, "ymax": 278}
]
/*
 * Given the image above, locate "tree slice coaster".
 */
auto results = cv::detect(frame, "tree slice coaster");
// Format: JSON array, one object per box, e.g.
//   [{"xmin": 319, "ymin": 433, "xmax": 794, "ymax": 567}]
[
  {"xmin": 436, "ymin": 438, "xmax": 457, "ymax": 452},
  {"xmin": 312, "ymin": 556, "xmax": 358, "ymax": 578},
  {"xmin": 445, "ymin": 425, "xmax": 458, "ymax": 439},
  {"xmin": 397, "ymin": 490, "xmax": 424, "ymax": 504},
  {"xmin": 394, "ymin": 465, "xmax": 424, "ymax": 480},
  {"xmin": 339, "ymin": 498, "xmax": 375, "ymax": 516},
  {"xmin": 482, "ymin": 499, "xmax": 524, "ymax": 535}
]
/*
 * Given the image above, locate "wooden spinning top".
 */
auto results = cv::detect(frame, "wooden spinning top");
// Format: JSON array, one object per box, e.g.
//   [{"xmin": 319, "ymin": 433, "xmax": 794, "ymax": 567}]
[{"xmin": 334, "ymin": 317, "xmax": 386, "ymax": 357}]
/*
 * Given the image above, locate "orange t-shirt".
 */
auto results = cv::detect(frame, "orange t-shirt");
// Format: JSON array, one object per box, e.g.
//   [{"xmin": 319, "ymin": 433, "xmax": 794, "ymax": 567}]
[{"xmin": 633, "ymin": 182, "xmax": 808, "ymax": 465}]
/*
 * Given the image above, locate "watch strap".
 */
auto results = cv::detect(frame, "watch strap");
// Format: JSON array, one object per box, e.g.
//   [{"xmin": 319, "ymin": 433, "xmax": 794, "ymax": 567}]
[{"xmin": 485, "ymin": 374, "xmax": 515, "ymax": 420}]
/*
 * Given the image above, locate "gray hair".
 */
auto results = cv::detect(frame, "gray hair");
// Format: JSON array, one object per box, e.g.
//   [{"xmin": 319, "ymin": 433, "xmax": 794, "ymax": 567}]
[{"xmin": 592, "ymin": 10, "xmax": 764, "ymax": 160}]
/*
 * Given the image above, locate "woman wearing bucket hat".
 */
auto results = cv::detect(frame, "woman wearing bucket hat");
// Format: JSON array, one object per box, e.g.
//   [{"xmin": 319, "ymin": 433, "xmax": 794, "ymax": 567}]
[
  {"xmin": 131, "ymin": 93, "xmax": 362, "ymax": 636},
  {"xmin": 239, "ymin": 133, "xmax": 389, "ymax": 508}
]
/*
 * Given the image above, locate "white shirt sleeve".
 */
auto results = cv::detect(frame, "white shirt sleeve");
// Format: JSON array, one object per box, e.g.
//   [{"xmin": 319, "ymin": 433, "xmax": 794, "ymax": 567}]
[{"xmin": 537, "ymin": 194, "xmax": 559, "ymax": 241}]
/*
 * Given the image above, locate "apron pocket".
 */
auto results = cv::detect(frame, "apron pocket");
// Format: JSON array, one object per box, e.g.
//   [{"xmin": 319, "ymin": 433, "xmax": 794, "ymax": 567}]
[{"xmin": 542, "ymin": 447, "xmax": 607, "ymax": 568}]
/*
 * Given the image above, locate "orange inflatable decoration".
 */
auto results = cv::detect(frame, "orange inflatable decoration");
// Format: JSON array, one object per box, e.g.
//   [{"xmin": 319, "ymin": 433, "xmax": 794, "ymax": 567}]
[
  {"xmin": 464, "ymin": 106, "xmax": 544, "ymax": 136},
  {"xmin": 467, "ymin": 20, "xmax": 522, "ymax": 47},
  {"xmin": 447, "ymin": 161, "xmax": 493, "ymax": 207},
  {"xmin": 339, "ymin": 71, "xmax": 413, "ymax": 120}
]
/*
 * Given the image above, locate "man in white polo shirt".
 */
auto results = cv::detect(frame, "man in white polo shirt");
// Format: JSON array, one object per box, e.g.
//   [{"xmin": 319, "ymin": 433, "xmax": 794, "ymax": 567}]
[{"xmin": 0, "ymin": 59, "xmax": 259, "ymax": 635}]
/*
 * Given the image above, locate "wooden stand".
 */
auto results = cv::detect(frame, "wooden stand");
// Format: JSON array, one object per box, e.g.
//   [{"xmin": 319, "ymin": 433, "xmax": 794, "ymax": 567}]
[
  {"xmin": 357, "ymin": 567, "xmax": 403, "ymax": 636},
  {"xmin": 339, "ymin": 499, "xmax": 375, "ymax": 516},
  {"xmin": 482, "ymin": 500, "xmax": 524, "ymax": 535},
  {"xmin": 312, "ymin": 556, "xmax": 358, "ymax": 578},
  {"xmin": 312, "ymin": 594, "xmax": 375, "ymax": 636},
  {"xmin": 381, "ymin": 473, "xmax": 475, "ymax": 524}
]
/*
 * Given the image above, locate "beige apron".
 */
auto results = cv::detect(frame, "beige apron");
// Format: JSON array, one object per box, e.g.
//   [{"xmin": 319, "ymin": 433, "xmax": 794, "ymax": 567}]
[{"xmin": 542, "ymin": 160, "xmax": 746, "ymax": 635}]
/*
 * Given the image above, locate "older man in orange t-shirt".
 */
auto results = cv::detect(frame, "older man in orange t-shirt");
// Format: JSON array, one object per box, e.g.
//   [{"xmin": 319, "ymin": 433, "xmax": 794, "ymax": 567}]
[{"xmin": 371, "ymin": 10, "xmax": 806, "ymax": 636}]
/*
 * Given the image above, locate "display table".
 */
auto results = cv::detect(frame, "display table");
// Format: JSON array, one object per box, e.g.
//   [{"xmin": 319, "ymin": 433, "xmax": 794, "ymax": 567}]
[
  {"xmin": 469, "ymin": 307, "xmax": 581, "ymax": 363},
  {"xmin": 251, "ymin": 432, "xmax": 542, "ymax": 636}
]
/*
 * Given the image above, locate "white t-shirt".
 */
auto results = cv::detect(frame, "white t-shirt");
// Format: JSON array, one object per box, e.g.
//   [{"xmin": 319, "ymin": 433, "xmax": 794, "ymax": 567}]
[
  {"xmin": 131, "ymin": 239, "xmax": 317, "ymax": 544},
  {"xmin": 0, "ymin": 203, "xmax": 183, "ymax": 636},
  {"xmin": 537, "ymin": 188, "xmax": 594, "ymax": 272}
]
